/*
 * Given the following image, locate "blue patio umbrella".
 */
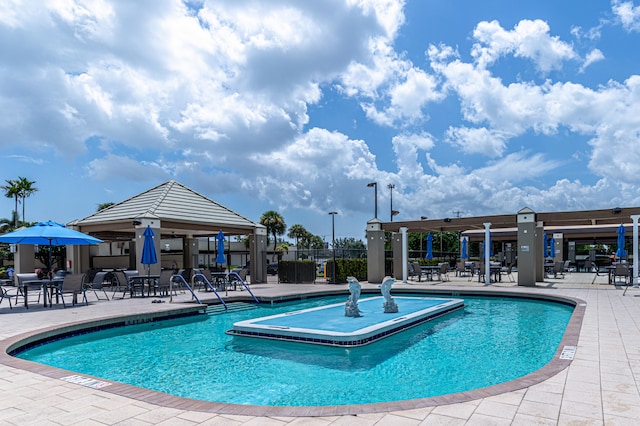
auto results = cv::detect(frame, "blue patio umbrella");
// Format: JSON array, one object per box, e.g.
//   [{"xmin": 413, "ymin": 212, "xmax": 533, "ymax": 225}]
[
  {"xmin": 425, "ymin": 233, "xmax": 433, "ymax": 260},
  {"xmin": 550, "ymin": 236, "xmax": 556, "ymax": 259},
  {"xmin": 544, "ymin": 233, "xmax": 549, "ymax": 258},
  {"xmin": 0, "ymin": 221, "xmax": 102, "ymax": 273},
  {"xmin": 616, "ymin": 224, "xmax": 627, "ymax": 259},
  {"xmin": 216, "ymin": 230, "xmax": 226, "ymax": 264},
  {"xmin": 140, "ymin": 226, "xmax": 158, "ymax": 275},
  {"xmin": 461, "ymin": 237, "xmax": 468, "ymax": 259}
]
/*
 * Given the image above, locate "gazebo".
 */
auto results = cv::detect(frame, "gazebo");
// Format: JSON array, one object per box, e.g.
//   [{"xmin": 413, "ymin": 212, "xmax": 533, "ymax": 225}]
[{"xmin": 66, "ymin": 180, "xmax": 268, "ymax": 282}]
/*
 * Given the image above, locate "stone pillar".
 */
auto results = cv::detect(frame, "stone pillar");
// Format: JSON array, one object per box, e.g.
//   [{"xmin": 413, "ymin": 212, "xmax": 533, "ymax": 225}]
[
  {"xmin": 182, "ymin": 237, "xmax": 198, "ymax": 273},
  {"xmin": 250, "ymin": 226, "xmax": 267, "ymax": 283},
  {"xmin": 632, "ymin": 215, "xmax": 639, "ymax": 287},
  {"xmin": 134, "ymin": 218, "xmax": 162, "ymax": 276},
  {"xmin": 392, "ymin": 232, "xmax": 403, "ymax": 279},
  {"xmin": 535, "ymin": 222, "xmax": 544, "ymax": 282},
  {"xmin": 517, "ymin": 207, "xmax": 537, "ymax": 286},
  {"xmin": 483, "ymin": 222, "xmax": 491, "ymax": 285},
  {"xmin": 400, "ymin": 227, "xmax": 408, "ymax": 282},
  {"xmin": 14, "ymin": 244, "xmax": 35, "ymax": 273},
  {"xmin": 366, "ymin": 218, "xmax": 385, "ymax": 284},
  {"xmin": 553, "ymin": 233, "xmax": 564, "ymax": 262}
]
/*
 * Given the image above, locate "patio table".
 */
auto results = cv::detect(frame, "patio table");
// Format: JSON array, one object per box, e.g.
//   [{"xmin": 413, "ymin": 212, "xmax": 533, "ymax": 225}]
[
  {"xmin": 128, "ymin": 275, "xmax": 159, "ymax": 297},
  {"xmin": 22, "ymin": 278, "xmax": 64, "ymax": 308}
]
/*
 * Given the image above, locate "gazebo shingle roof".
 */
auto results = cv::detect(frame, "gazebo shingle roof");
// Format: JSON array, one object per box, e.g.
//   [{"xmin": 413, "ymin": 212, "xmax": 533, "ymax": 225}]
[{"xmin": 70, "ymin": 180, "xmax": 263, "ymax": 239}]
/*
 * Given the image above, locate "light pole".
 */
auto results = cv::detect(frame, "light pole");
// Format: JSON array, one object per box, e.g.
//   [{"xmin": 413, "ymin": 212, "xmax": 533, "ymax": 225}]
[
  {"xmin": 329, "ymin": 211, "xmax": 338, "ymax": 283},
  {"xmin": 388, "ymin": 183, "xmax": 395, "ymax": 221},
  {"xmin": 367, "ymin": 182, "xmax": 378, "ymax": 219},
  {"xmin": 420, "ymin": 216, "xmax": 428, "ymax": 256}
]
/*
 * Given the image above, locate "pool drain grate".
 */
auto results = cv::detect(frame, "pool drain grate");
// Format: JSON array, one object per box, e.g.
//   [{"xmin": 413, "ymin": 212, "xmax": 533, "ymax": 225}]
[{"xmin": 61, "ymin": 375, "xmax": 111, "ymax": 389}]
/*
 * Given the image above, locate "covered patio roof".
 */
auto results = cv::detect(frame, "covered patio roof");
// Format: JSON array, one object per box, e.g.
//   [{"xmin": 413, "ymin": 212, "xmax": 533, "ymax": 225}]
[
  {"xmin": 383, "ymin": 206, "xmax": 640, "ymax": 236},
  {"xmin": 69, "ymin": 180, "xmax": 264, "ymax": 241}
]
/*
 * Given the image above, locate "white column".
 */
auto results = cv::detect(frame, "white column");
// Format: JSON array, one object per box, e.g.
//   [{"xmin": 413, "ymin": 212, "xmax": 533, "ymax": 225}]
[
  {"xmin": 401, "ymin": 227, "xmax": 408, "ymax": 283},
  {"xmin": 632, "ymin": 215, "xmax": 639, "ymax": 288},
  {"xmin": 484, "ymin": 222, "xmax": 492, "ymax": 285}
]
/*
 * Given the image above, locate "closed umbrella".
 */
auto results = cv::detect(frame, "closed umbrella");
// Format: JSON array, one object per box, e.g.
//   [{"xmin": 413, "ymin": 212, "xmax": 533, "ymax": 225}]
[
  {"xmin": 425, "ymin": 233, "xmax": 433, "ymax": 260},
  {"xmin": 461, "ymin": 237, "xmax": 468, "ymax": 259},
  {"xmin": 140, "ymin": 225, "xmax": 158, "ymax": 273},
  {"xmin": 544, "ymin": 233, "xmax": 549, "ymax": 258},
  {"xmin": 550, "ymin": 236, "xmax": 556, "ymax": 259},
  {"xmin": 616, "ymin": 224, "xmax": 627, "ymax": 259},
  {"xmin": 216, "ymin": 230, "xmax": 226, "ymax": 264},
  {"xmin": 140, "ymin": 226, "xmax": 158, "ymax": 298}
]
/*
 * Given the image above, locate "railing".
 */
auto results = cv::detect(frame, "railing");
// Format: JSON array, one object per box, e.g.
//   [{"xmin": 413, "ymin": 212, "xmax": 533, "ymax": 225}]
[
  {"xmin": 171, "ymin": 274, "xmax": 204, "ymax": 305},
  {"xmin": 228, "ymin": 271, "xmax": 259, "ymax": 303}
]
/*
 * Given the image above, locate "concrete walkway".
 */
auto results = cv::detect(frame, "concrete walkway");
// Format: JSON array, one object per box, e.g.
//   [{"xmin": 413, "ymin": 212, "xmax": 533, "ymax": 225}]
[{"xmin": 0, "ymin": 271, "xmax": 639, "ymax": 425}]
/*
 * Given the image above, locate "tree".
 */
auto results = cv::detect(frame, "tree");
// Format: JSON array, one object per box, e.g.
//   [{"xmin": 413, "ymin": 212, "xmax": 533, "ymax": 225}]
[
  {"xmin": 97, "ymin": 202, "xmax": 115, "ymax": 211},
  {"xmin": 287, "ymin": 224, "xmax": 308, "ymax": 247},
  {"xmin": 1, "ymin": 179, "xmax": 20, "ymax": 228},
  {"xmin": 16, "ymin": 177, "xmax": 37, "ymax": 224},
  {"xmin": 259, "ymin": 210, "xmax": 286, "ymax": 260},
  {"xmin": 307, "ymin": 235, "xmax": 326, "ymax": 250}
]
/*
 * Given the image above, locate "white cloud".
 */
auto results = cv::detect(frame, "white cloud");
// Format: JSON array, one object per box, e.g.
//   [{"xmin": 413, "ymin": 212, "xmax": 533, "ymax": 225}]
[
  {"xmin": 580, "ymin": 49, "xmax": 605, "ymax": 72},
  {"xmin": 445, "ymin": 127, "xmax": 510, "ymax": 157},
  {"xmin": 612, "ymin": 0, "xmax": 640, "ymax": 32},
  {"xmin": 471, "ymin": 19, "xmax": 578, "ymax": 73}
]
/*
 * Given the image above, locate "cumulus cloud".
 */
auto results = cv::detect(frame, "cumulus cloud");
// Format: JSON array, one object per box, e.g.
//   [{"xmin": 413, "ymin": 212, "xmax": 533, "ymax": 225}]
[
  {"xmin": 471, "ymin": 19, "xmax": 578, "ymax": 73},
  {"xmin": 612, "ymin": 0, "xmax": 640, "ymax": 32},
  {"xmin": 3, "ymin": 0, "xmax": 640, "ymax": 229}
]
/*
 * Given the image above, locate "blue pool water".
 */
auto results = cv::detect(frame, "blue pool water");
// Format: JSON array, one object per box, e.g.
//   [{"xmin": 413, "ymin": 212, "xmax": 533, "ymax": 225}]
[{"xmin": 16, "ymin": 294, "xmax": 573, "ymax": 407}]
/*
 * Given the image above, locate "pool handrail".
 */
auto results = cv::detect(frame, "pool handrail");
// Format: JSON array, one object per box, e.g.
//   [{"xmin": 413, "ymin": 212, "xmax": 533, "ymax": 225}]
[
  {"xmin": 171, "ymin": 274, "xmax": 204, "ymax": 305},
  {"xmin": 227, "ymin": 271, "xmax": 259, "ymax": 304},
  {"xmin": 189, "ymin": 273, "xmax": 225, "ymax": 308}
]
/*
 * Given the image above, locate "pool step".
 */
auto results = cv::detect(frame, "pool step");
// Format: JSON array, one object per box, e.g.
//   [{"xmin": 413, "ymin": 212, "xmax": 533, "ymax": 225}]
[{"xmin": 206, "ymin": 302, "xmax": 258, "ymax": 315}]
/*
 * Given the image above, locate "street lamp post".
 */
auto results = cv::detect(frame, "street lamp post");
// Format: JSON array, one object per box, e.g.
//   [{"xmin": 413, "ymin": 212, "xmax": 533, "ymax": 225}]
[
  {"xmin": 388, "ymin": 183, "xmax": 395, "ymax": 221},
  {"xmin": 367, "ymin": 182, "xmax": 378, "ymax": 219},
  {"xmin": 329, "ymin": 211, "xmax": 338, "ymax": 283}
]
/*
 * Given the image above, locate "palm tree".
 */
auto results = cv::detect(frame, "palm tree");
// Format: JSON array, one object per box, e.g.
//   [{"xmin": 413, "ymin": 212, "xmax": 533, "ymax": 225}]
[
  {"xmin": 1, "ymin": 179, "xmax": 20, "ymax": 228},
  {"xmin": 287, "ymin": 224, "xmax": 308, "ymax": 247},
  {"xmin": 97, "ymin": 202, "xmax": 115, "ymax": 211},
  {"xmin": 260, "ymin": 210, "xmax": 286, "ymax": 260},
  {"xmin": 16, "ymin": 177, "xmax": 37, "ymax": 224}
]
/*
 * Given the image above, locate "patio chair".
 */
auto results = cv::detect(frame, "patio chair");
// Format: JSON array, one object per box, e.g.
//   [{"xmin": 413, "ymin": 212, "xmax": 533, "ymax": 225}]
[
  {"xmin": 410, "ymin": 262, "xmax": 422, "ymax": 282},
  {"xmin": 614, "ymin": 263, "xmax": 630, "ymax": 286},
  {"xmin": 438, "ymin": 263, "xmax": 450, "ymax": 282},
  {"xmin": 156, "ymin": 269, "xmax": 176, "ymax": 296},
  {"xmin": 553, "ymin": 261, "xmax": 565, "ymax": 279},
  {"xmin": 60, "ymin": 273, "xmax": 87, "ymax": 306},
  {"xmin": 83, "ymin": 271, "xmax": 110, "ymax": 301},
  {"xmin": 0, "ymin": 285, "xmax": 17, "ymax": 309},
  {"xmin": 15, "ymin": 273, "xmax": 41, "ymax": 308},
  {"xmin": 502, "ymin": 264, "xmax": 515, "ymax": 282}
]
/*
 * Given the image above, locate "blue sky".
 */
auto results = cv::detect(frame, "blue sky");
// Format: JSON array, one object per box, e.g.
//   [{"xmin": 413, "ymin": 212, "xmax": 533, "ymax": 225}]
[{"xmin": 1, "ymin": 0, "xmax": 640, "ymax": 242}]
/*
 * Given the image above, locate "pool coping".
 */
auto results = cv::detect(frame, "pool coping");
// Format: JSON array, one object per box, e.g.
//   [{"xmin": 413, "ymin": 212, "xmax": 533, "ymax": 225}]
[{"xmin": 0, "ymin": 287, "xmax": 585, "ymax": 417}]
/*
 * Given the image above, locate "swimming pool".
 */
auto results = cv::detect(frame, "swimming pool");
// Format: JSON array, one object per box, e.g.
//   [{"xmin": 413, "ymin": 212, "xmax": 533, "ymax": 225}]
[{"xmin": 15, "ymin": 293, "xmax": 574, "ymax": 408}]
